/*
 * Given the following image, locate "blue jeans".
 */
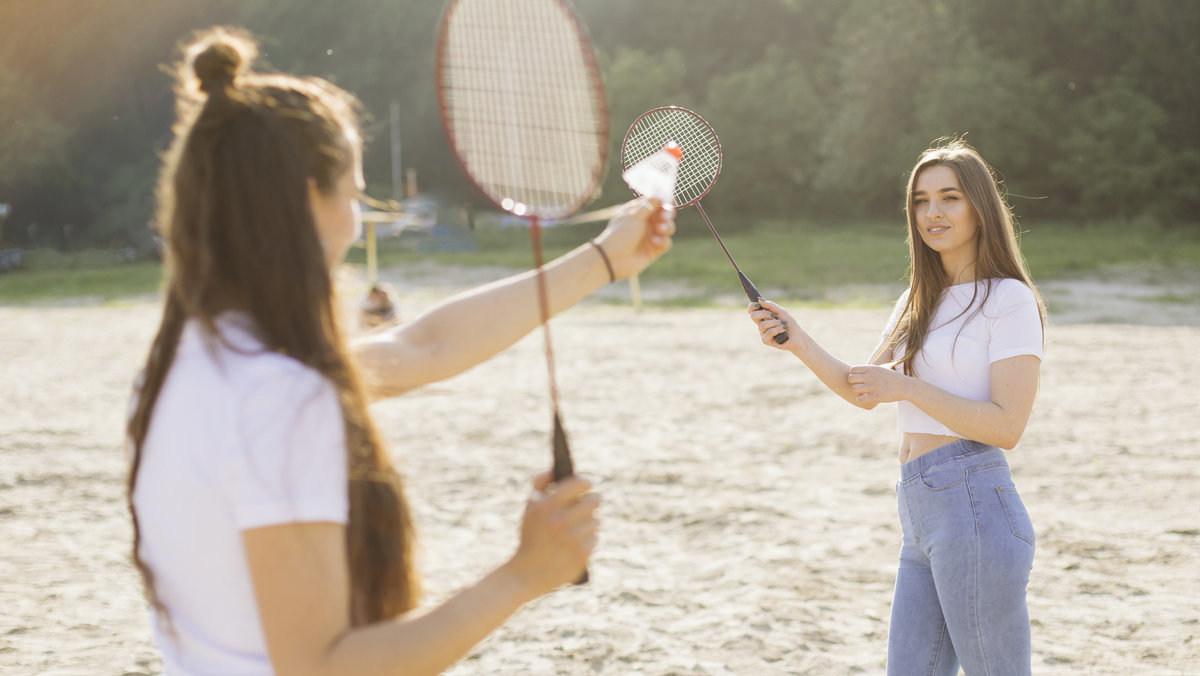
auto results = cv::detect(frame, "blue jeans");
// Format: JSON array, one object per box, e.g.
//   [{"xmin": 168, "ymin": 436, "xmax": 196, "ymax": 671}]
[{"xmin": 888, "ymin": 440, "xmax": 1035, "ymax": 675}]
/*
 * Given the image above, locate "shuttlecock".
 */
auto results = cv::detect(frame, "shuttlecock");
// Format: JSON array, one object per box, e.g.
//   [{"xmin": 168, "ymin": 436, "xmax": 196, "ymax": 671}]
[{"xmin": 622, "ymin": 141, "xmax": 682, "ymax": 205}]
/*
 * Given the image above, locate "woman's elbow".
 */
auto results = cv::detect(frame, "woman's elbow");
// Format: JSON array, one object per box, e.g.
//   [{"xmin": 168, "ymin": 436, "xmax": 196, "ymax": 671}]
[
  {"xmin": 354, "ymin": 335, "xmax": 434, "ymax": 399},
  {"xmin": 365, "ymin": 379, "xmax": 415, "ymax": 401},
  {"xmin": 993, "ymin": 421, "xmax": 1030, "ymax": 450},
  {"xmin": 849, "ymin": 397, "xmax": 878, "ymax": 411}
]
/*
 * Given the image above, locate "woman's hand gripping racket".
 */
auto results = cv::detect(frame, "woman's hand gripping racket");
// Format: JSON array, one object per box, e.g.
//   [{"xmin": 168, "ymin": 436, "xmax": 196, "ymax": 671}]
[
  {"xmin": 437, "ymin": 0, "xmax": 611, "ymax": 584},
  {"xmin": 622, "ymin": 106, "xmax": 788, "ymax": 344}
]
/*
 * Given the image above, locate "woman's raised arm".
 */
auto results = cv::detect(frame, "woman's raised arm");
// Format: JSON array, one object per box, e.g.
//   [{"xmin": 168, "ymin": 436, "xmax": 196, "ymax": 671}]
[{"xmin": 354, "ymin": 199, "xmax": 674, "ymax": 399}]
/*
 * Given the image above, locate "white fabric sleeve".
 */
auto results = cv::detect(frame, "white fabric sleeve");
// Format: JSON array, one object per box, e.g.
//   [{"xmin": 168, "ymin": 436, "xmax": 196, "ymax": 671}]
[
  {"xmin": 988, "ymin": 282, "xmax": 1044, "ymax": 363},
  {"xmin": 871, "ymin": 288, "xmax": 910, "ymax": 360},
  {"xmin": 229, "ymin": 366, "xmax": 349, "ymax": 530},
  {"xmin": 881, "ymin": 289, "xmax": 910, "ymax": 338}
]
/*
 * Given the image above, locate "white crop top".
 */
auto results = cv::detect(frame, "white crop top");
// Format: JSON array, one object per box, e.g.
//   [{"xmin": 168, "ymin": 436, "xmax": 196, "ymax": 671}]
[{"xmin": 879, "ymin": 278, "xmax": 1043, "ymax": 437}]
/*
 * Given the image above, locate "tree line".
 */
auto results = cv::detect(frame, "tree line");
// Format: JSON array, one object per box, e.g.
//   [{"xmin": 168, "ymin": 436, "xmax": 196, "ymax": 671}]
[{"xmin": 1, "ymin": 0, "xmax": 1196, "ymax": 250}]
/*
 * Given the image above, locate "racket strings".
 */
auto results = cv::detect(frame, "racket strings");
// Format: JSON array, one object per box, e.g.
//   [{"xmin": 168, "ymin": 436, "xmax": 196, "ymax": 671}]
[
  {"xmin": 623, "ymin": 108, "xmax": 721, "ymax": 207},
  {"xmin": 440, "ymin": 0, "xmax": 606, "ymax": 219}
]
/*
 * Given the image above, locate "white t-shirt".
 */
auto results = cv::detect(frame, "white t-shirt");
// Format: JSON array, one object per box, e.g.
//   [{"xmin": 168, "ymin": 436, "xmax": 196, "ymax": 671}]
[
  {"xmin": 132, "ymin": 314, "xmax": 348, "ymax": 675},
  {"xmin": 880, "ymin": 278, "xmax": 1043, "ymax": 437}
]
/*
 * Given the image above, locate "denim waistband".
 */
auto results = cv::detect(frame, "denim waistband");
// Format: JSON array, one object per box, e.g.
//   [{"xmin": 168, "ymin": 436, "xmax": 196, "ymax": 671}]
[{"xmin": 899, "ymin": 439, "xmax": 1001, "ymax": 481}]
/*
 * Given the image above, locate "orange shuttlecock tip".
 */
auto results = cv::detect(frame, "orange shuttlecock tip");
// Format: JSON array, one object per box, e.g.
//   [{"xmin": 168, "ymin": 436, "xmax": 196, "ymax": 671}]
[{"xmin": 663, "ymin": 140, "xmax": 683, "ymax": 159}]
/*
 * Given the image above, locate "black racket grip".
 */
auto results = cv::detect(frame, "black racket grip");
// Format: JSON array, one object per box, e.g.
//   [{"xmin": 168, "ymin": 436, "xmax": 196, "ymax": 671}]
[
  {"xmin": 551, "ymin": 413, "xmax": 589, "ymax": 585},
  {"xmin": 741, "ymin": 272, "xmax": 789, "ymax": 345}
]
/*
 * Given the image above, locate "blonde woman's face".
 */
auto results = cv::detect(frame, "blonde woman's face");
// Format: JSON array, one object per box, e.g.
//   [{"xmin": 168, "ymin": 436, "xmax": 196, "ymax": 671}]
[{"xmin": 911, "ymin": 164, "xmax": 979, "ymax": 280}]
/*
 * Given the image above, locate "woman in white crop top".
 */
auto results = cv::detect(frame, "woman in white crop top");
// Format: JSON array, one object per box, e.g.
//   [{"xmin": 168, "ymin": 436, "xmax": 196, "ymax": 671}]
[
  {"xmin": 127, "ymin": 27, "xmax": 675, "ymax": 676},
  {"xmin": 748, "ymin": 139, "xmax": 1045, "ymax": 675}
]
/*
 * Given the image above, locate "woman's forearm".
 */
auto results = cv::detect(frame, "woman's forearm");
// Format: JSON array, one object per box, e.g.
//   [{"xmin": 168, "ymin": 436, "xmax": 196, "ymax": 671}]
[
  {"xmin": 900, "ymin": 356, "xmax": 1040, "ymax": 449},
  {"xmin": 355, "ymin": 240, "xmax": 611, "ymax": 398},
  {"xmin": 902, "ymin": 381, "xmax": 1024, "ymax": 449},
  {"xmin": 788, "ymin": 336, "xmax": 872, "ymax": 409},
  {"xmin": 315, "ymin": 561, "xmax": 537, "ymax": 676}
]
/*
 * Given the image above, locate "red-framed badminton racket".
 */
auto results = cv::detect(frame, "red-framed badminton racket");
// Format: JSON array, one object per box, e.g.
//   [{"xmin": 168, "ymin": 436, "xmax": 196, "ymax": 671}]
[
  {"xmin": 436, "ymin": 0, "xmax": 609, "ymax": 583},
  {"xmin": 622, "ymin": 106, "xmax": 788, "ymax": 344}
]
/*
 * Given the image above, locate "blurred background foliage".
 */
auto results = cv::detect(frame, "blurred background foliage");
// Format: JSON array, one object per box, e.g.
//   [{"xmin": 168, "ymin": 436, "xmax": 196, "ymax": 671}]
[{"xmin": 0, "ymin": 0, "xmax": 1197, "ymax": 251}]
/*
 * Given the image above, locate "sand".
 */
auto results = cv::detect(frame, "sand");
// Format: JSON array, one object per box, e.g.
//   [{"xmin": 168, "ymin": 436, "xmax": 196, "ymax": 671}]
[{"xmin": 1, "ymin": 266, "xmax": 1197, "ymax": 675}]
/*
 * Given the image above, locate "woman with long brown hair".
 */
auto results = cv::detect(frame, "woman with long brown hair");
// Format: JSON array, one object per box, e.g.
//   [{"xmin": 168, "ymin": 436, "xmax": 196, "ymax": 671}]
[
  {"xmin": 748, "ymin": 139, "xmax": 1044, "ymax": 674},
  {"xmin": 128, "ymin": 26, "xmax": 675, "ymax": 675}
]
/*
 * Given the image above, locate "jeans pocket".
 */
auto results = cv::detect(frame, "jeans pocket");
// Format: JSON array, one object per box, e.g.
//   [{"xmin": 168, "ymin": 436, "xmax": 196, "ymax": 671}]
[
  {"xmin": 919, "ymin": 458, "xmax": 966, "ymax": 491},
  {"xmin": 996, "ymin": 486, "xmax": 1035, "ymax": 545}
]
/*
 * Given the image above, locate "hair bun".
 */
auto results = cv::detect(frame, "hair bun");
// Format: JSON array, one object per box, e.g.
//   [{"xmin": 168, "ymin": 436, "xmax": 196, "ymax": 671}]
[{"xmin": 188, "ymin": 28, "xmax": 257, "ymax": 94}]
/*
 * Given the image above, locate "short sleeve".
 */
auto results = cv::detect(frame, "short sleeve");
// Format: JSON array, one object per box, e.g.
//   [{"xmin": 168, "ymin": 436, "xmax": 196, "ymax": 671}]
[
  {"xmin": 870, "ymin": 288, "xmax": 910, "ymax": 361},
  {"xmin": 988, "ymin": 282, "xmax": 1044, "ymax": 363},
  {"xmin": 228, "ymin": 367, "xmax": 349, "ymax": 530},
  {"xmin": 881, "ymin": 288, "xmax": 910, "ymax": 340}
]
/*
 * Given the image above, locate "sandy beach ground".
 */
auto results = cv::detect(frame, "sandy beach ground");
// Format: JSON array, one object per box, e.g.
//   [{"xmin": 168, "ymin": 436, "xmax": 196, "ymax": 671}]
[{"xmin": 1, "ymin": 264, "xmax": 1198, "ymax": 675}]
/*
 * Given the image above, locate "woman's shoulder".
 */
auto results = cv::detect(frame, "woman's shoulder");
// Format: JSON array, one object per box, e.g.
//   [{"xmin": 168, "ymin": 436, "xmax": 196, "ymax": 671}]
[
  {"xmin": 229, "ymin": 351, "xmax": 338, "ymax": 445},
  {"xmin": 236, "ymin": 351, "xmax": 331, "ymax": 411},
  {"xmin": 198, "ymin": 315, "xmax": 333, "ymax": 404},
  {"xmin": 987, "ymin": 277, "xmax": 1038, "ymax": 307}
]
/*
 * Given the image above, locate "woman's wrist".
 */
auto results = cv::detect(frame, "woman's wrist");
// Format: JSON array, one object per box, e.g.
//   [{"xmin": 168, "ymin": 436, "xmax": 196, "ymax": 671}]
[
  {"xmin": 494, "ymin": 556, "xmax": 550, "ymax": 605},
  {"xmin": 589, "ymin": 239, "xmax": 616, "ymax": 283},
  {"xmin": 786, "ymin": 330, "xmax": 814, "ymax": 357}
]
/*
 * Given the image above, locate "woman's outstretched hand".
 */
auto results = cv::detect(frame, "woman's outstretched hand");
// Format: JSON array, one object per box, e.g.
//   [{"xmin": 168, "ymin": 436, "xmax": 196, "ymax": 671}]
[
  {"xmin": 593, "ymin": 198, "xmax": 675, "ymax": 280},
  {"xmin": 748, "ymin": 298, "xmax": 805, "ymax": 352},
  {"xmin": 503, "ymin": 472, "xmax": 600, "ymax": 598}
]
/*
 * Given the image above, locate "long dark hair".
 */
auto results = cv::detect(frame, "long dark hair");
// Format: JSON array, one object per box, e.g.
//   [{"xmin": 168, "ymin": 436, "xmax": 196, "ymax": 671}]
[
  {"xmin": 127, "ymin": 26, "xmax": 419, "ymax": 625},
  {"xmin": 883, "ymin": 138, "xmax": 1045, "ymax": 374}
]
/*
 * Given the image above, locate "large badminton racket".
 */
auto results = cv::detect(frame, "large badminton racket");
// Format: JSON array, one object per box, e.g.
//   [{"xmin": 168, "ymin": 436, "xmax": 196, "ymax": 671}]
[
  {"xmin": 622, "ymin": 106, "xmax": 788, "ymax": 344},
  {"xmin": 436, "ymin": 0, "xmax": 608, "ymax": 583}
]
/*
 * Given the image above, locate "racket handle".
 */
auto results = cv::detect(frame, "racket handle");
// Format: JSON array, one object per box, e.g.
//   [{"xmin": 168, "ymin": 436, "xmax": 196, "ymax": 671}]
[
  {"xmin": 551, "ymin": 413, "xmax": 589, "ymax": 585},
  {"xmin": 741, "ymin": 272, "xmax": 789, "ymax": 345},
  {"xmin": 737, "ymin": 271, "xmax": 759, "ymax": 302}
]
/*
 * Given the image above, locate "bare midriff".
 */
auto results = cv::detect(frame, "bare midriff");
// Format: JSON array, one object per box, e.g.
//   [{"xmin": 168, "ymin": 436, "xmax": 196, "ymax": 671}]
[{"xmin": 899, "ymin": 432, "xmax": 965, "ymax": 464}]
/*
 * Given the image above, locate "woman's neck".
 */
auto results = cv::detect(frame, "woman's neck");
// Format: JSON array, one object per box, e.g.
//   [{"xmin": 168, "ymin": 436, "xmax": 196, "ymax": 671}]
[{"xmin": 941, "ymin": 257, "xmax": 977, "ymax": 286}]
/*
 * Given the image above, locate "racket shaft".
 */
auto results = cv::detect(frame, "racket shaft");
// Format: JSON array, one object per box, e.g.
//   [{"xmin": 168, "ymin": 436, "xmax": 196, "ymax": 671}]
[{"xmin": 695, "ymin": 203, "xmax": 788, "ymax": 344}]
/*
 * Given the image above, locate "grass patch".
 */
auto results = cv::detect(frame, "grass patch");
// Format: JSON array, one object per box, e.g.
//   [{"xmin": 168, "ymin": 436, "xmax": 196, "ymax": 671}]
[
  {"xmin": 3, "ymin": 219, "xmax": 1198, "ymax": 305},
  {"xmin": 1019, "ymin": 221, "xmax": 1200, "ymax": 279},
  {"xmin": 636, "ymin": 219, "xmax": 907, "ymax": 293},
  {"xmin": 0, "ymin": 261, "xmax": 162, "ymax": 303},
  {"xmin": 1145, "ymin": 292, "xmax": 1198, "ymax": 304},
  {"xmin": 353, "ymin": 218, "xmax": 909, "ymax": 296}
]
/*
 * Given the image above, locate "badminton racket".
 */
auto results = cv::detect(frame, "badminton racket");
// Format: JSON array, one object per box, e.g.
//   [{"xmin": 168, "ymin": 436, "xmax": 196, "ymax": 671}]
[
  {"xmin": 622, "ymin": 106, "xmax": 788, "ymax": 344},
  {"xmin": 437, "ymin": 0, "xmax": 609, "ymax": 584}
]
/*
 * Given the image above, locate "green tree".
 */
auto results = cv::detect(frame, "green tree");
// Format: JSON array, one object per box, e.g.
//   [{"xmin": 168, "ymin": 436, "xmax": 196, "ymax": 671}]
[
  {"xmin": 908, "ymin": 35, "xmax": 1063, "ymax": 218},
  {"xmin": 0, "ymin": 65, "xmax": 68, "ymax": 191},
  {"xmin": 1052, "ymin": 80, "xmax": 1175, "ymax": 219},
  {"xmin": 596, "ymin": 47, "xmax": 691, "ymax": 204},
  {"xmin": 704, "ymin": 45, "xmax": 827, "ymax": 219},
  {"xmin": 2, "ymin": 0, "xmax": 1197, "ymax": 243},
  {"xmin": 809, "ymin": 0, "xmax": 940, "ymax": 215}
]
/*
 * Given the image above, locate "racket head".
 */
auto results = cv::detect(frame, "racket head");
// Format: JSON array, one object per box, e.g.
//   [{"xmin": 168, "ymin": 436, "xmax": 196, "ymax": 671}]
[
  {"xmin": 621, "ymin": 106, "xmax": 722, "ymax": 208},
  {"xmin": 436, "ymin": 0, "xmax": 609, "ymax": 220}
]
